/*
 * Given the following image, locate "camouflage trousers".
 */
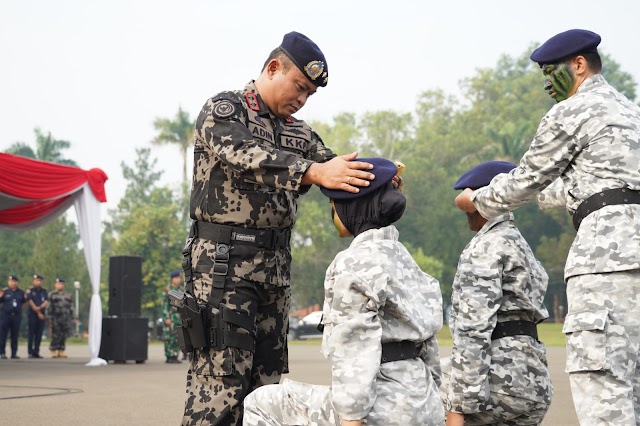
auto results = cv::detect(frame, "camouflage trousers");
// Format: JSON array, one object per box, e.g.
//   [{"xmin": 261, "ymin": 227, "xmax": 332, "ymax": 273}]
[
  {"xmin": 564, "ymin": 271, "xmax": 640, "ymax": 426},
  {"xmin": 49, "ymin": 318, "xmax": 70, "ymax": 351},
  {"xmin": 164, "ymin": 325, "xmax": 180, "ymax": 358},
  {"xmin": 182, "ymin": 274, "xmax": 291, "ymax": 426},
  {"xmin": 440, "ymin": 357, "xmax": 550, "ymax": 425},
  {"xmin": 245, "ymin": 363, "xmax": 445, "ymax": 426}
]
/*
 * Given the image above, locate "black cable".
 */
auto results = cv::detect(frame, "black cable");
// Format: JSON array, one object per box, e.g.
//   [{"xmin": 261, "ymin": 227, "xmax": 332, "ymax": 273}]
[{"xmin": 0, "ymin": 385, "xmax": 83, "ymax": 400}]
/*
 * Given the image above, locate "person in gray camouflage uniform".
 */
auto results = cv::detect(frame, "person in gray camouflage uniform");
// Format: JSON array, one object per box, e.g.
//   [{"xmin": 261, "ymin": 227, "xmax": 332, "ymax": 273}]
[
  {"xmin": 243, "ymin": 158, "xmax": 445, "ymax": 426},
  {"xmin": 455, "ymin": 30, "xmax": 640, "ymax": 425},
  {"xmin": 181, "ymin": 31, "xmax": 375, "ymax": 426},
  {"xmin": 443, "ymin": 161, "xmax": 552, "ymax": 426}
]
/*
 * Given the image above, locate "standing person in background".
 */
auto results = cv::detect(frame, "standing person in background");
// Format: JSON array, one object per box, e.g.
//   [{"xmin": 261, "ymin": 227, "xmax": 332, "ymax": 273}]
[
  {"xmin": 0, "ymin": 275, "xmax": 26, "ymax": 359},
  {"xmin": 443, "ymin": 161, "xmax": 552, "ymax": 426},
  {"xmin": 27, "ymin": 274, "xmax": 48, "ymax": 359},
  {"xmin": 163, "ymin": 269, "xmax": 183, "ymax": 364},
  {"xmin": 48, "ymin": 278, "xmax": 73, "ymax": 358},
  {"xmin": 454, "ymin": 29, "xmax": 640, "ymax": 424},
  {"xmin": 179, "ymin": 31, "xmax": 375, "ymax": 425}
]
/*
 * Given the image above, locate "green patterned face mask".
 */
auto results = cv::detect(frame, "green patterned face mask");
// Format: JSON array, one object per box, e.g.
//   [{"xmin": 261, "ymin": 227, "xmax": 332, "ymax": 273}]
[{"xmin": 542, "ymin": 63, "xmax": 574, "ymax": 102}]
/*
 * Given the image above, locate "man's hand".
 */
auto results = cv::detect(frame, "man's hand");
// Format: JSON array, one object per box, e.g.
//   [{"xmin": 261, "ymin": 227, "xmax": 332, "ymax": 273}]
[
  {"xmin": 165, "ymin": 318, "xmax": 172, "ymax": 326},
  {"xmin": 446, "ymin": 411, "xmax": 464, "ymax": 426},
  {"xmin": 37, "ymin": 312, "xmax": 45, "ymax": 320},
  {"xmin": 454, "ymin": 188, "xmax": 477, "ymax": 212},
  {"xmin": 341, "ymin": 420, "xmax": 362, "ymax": 426},
  {"xmin": 302, "ymin": 152, "xmax": 375, "ymax": 193}
]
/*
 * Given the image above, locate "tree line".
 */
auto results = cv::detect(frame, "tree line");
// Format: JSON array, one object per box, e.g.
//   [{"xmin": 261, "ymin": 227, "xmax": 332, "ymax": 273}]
[{"xmin": 2, "ymin": 48, "xmax": 636, "ymax": 329}]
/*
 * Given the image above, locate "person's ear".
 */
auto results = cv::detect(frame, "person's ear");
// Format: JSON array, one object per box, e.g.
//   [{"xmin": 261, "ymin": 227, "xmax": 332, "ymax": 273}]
[
  {"xmin": 266, "ymin": 59, "xmax": 280, "ymax": 79},
  {"xmin": 573, "ymin": 55, "xmax": 588, "ymax": 76}
]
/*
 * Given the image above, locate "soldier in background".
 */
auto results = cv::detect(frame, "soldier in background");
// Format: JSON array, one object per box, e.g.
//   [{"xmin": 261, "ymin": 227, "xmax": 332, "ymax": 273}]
[
  {"xmin": 27, "ymin": 274, "xmax": 48, "ymax": 359},
  {"xmin": 244, "ymin": 158, "xmax": 445, "ymax": 426},
  {"xmin": 162, "ymin": 269, "xmax": 182, "ymax": 364},
  {"xmin": 443, "ymin": 161, "xmax": 552, "ymax": 426},
  {"xmin": 181, "ymin": 31, "xmax": 374, "ymax": 425},
  {"xmin": 48, "ymin": 278, "xmax": 73, "ymax": 358},
  {"xmin": 0, "ymin": 275, "xmax": 26, "ymax": 359},
  {"xmin": 454, "ymin": 29, "xmax": 640, "ymax": 424}
]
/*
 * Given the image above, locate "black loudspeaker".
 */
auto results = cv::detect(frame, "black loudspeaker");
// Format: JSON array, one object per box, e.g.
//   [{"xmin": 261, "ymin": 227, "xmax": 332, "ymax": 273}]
[
  {"xmin": 108, "ymin": 255, "xmax": 142, "ymax": 317},
  {"xmin": 99, "ymin": 317, "xmax": 148, "ymax": 363}
]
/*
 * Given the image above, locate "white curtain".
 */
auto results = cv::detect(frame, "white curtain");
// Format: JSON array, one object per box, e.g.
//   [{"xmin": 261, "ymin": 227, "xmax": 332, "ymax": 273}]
[{"xmin": 74, "ymin": 184, "xmax": 107, "ymax": 366}]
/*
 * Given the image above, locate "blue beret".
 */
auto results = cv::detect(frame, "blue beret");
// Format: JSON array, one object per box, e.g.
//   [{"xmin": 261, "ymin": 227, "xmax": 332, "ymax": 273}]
[
  {"xmin": 280, "ymin": 31, "xmax": 328, "ymax": 87},
  {"xmin": 454, "ymin": 161, "xmax": 516, "ymax": 190},
  {"xmin": 320, "ymin": 158, "xmax": 398, "ymax": 200},
  {"xmin": 8, "ymin": 274, "xmax": 19, "ymax": 282},
  {"xmin": 170, "ymin": 269, "xmax": 181, "ymax": 278},
  {"xmin": 33, "ymin": 274, "xmax": 43, "ymax": 280},
  {"xmin": 55, "ymin": 278, "xmax": 65, "ymax": 283},
  {"xmin": 530, "ymin": 29, "xmax": 601, "ymax": 66}
]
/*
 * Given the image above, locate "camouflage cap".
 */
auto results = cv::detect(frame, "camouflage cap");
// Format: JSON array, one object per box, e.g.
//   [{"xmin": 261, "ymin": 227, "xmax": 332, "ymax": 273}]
[
  {"xmin": 280, "ymin": 31, "xmax": 328, "ymax": 87},
  {"xmin": 530, "ymin": 29, "xmax": 601, "ymax": 66}
]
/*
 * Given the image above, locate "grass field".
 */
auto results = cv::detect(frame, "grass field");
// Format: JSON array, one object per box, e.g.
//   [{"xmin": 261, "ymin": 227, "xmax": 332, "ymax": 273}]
[{"xmin": 290, "ymin": 322, "xmax": 567, "ymax": 347}]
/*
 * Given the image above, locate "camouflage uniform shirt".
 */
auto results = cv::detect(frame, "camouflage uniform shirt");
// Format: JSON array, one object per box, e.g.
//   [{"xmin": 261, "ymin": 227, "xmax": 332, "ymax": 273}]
[
  {"xmin": 190, "ymin": 80, "xmax": 336, "ymax": 289},
  {"xmin": 472, "ymin": 74, "xmax": 640, "ymax": 280},
  {"xmin": 321, "ymin": 225, "xmax": 444, "ymax": 424},
  {"xmin": 445, "ymin": 213, "xmax": 552, "ymax": 414}
]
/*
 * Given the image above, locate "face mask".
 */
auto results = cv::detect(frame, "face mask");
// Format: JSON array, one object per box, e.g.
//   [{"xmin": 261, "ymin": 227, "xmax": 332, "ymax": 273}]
[{"xmin": 542, "ymin": 63, "xmax": 574, "ymax": 102}]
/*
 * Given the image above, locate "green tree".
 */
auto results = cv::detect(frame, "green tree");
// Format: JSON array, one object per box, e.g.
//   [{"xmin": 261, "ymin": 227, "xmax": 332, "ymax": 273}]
[
  {"xmin": 151, "ymin": 107, "xmax": 195, "ymax": 224},
  {"xmin": 6, "ymin": 128, "xmax": 78, "ymax": 166}
]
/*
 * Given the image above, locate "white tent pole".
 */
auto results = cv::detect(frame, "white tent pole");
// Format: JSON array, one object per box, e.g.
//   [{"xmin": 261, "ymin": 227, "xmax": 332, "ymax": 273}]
[{"xmin": 74, "ymin": 184, "xmax": 107, "ymax": 366}]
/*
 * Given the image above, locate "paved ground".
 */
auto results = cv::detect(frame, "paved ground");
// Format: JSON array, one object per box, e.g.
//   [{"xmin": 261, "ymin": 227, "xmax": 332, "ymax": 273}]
[{"xmin": 0, "ymin": 342, "xmax": 577, "ymax": 425}]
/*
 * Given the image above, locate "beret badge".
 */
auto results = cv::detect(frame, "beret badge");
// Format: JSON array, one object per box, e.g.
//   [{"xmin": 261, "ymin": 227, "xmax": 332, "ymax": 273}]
[{"xmin": 304, "ymin": 60, "xmax": 324, "ymax": 80}]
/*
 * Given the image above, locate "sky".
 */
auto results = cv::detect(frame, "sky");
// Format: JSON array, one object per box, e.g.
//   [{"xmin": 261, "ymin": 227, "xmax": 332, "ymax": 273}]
[{"xmin": 2, "ymin": 0, "xmax": 640, "ymax": 217}]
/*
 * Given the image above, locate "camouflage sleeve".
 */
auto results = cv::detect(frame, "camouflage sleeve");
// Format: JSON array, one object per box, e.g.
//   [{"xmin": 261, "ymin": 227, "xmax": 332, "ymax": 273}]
[
  {"xmin": 448, "ymin": 245, "xmax": 502, "ymax": 414},
  {"xmin": 326, "ymin": 270, "xmax": 383, "ymax": 421},
  {"xmin": 297, "ymin": 129, "xmax": 336, "ymax": 195},
  {"xmin": 472, "ymin": 109, "xmax": 579, "ymax": 218},
  {"xmin": 536, "ymin": 177, "xmax": 566, "ymax": 210},
  {"xmin": 161, "ymin": 292, "xmax": 170, "ymax": 320},
  {"xmin": 196, "ymin": 96, "xmax": 315, "ymax": 192},
  {"xmin": 420, "ymin": 336, "xmax": 442, "ymax": 389}
]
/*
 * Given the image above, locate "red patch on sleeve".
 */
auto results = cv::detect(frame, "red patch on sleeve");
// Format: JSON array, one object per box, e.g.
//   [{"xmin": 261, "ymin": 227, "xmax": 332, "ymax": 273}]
[{"xmin": 284, "ymin": 116, "xmax": 294, "ymax": 123}]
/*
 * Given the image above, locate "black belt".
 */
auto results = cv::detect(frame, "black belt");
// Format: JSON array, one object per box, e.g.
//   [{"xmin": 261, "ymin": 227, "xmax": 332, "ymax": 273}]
[
  {"xmin": 194, "ymin": 221, "xmax": 291, "ymax": 250},
  {"xmin": 381, "ymin": 340, "xmax": 421, "ymax": 363},
  {"xmin": 572, "ymin": 188, "xmax": 640, "ymax": 231},
  {"xmin": 491, "ymin": 320, "xmax": 538, "ymax": 341}
]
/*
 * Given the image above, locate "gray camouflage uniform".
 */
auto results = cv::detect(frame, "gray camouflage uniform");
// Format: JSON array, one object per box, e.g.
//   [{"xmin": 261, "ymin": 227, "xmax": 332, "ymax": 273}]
[
  {"xmin": 183, "ymin": 81, "xmax": 335, "ymax": 425},
  {"xmin": 244, "ymin": 225, "xmax": 445, "ymax": 426},
  {"xmin": 441, "ymin": 212, "xmax": 552, "ymax": 425},
  {"xmin": 472, "ymin": 74, "xmax": 640, "ymax": 425}
]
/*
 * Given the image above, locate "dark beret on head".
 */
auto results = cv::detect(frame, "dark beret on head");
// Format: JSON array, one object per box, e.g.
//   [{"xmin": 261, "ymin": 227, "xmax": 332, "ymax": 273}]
[
  {"xmin": 9, "ymin": 274, "xmax": 19, "ymax": 282},
  {"xmin": 280, "ymin": 31, "xmax": 328, "ymax": 87},
  {"xmin": 55, "ymin": 278, "xmax": 65, "ymax": 283},
  {"xmin": 454, "ymin": 161, "xmax": 516, "ymax": 190},
  {"xmin": 170, "ymin": 269, "xmax": 181, "ymax": 278},
  {"xmin": 320, "ymin": 158, "xmax": 398, "ymax": 200},
  {"xmin": 530, "ymin": 29, "xmax": 601, "ymax": 66},
  {"xmin": 33, "ymin": 274, "xmax": 43, "ymax": 280}
]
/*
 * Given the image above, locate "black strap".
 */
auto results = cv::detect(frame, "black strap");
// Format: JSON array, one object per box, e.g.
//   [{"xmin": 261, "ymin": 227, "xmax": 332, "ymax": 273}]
[
  {"xmin": 572, "ymin": 188, "xmax": 640, "ymax": 231},
  {"xmin": 195, "ymin": 221, "xmax": 291, "ymax": 250},
  {"xmin": 381, "ymin": 341, "xmax": 420, "ymax": 363},
  {"xmin": 491, "ymin": 320, "xmax": 538, "ymax": 341}
]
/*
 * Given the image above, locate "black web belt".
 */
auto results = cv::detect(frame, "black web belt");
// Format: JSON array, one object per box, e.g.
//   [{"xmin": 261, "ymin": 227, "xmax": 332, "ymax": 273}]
[
  {"xmin": 194, "ymin": 221, "xmax": 291, "ymax": 250},
  {"xmin": 491, "ymin": 320, "xmax": 538, "ymax": 341},
  {"xmin": 381, "ymin": 341, "xmax": 421, "ymax": 363},
  {"xmin": 572, "ymin": 187, "xmax": 640, "ymax": 231}
]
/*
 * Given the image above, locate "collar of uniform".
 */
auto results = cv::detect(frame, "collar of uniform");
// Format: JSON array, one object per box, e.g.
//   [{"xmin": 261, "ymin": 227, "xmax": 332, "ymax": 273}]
[
  {"xmin": 244, "ymin": 81, "xmax": 271, "ymax": 116},
  {"xmin": 349, "ymin": 225, "xmax": 399, "ymax": 247},
  {"xmin": 575, "ymin": 73, "xmax": 605, "ymax": 96},
  {"xmin": 477, "ymin": 212, "xmax": 514, "ymax": 237}
]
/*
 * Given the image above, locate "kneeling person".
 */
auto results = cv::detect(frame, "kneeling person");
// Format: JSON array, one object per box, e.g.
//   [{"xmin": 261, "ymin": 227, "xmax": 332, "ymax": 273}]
[
  {"xmin": 244, "ymin": 158, "xmax": 445, "ymax": 426},
  {"xmin": 441, "ymin": 161, "xmax": 553, "ymax": 425}
]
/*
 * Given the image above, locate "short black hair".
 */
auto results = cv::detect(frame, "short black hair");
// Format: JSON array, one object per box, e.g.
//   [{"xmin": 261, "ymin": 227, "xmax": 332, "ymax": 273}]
[
  {"xmin": 262, "ymin": 47, "xmax": 293, "ymax": 72},
  {"xmin": 581, "ymin": 52, "xmax": 602, "ymax": 73}
]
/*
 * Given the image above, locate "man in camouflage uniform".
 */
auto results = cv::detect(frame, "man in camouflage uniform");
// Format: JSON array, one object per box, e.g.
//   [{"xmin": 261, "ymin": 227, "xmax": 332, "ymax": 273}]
[
  {"xmin": 181, "ymin": 31, "xmax": 375, "ymax": 425},
  {"xmin": 444, "ymin": 161, "xmax": 552, "ymax": 426},
  {"xmin": 244, "ymin": 158, "xmax": 444, "ymax": 426},
  {"xmin": 48, "ymin": 278, "xmax": 73, "ymax": 358},
  {"xmin": 163, "ymin": 269, "xmax": 182, "ymax": 364},
  {"xmin": 455, "ymin": 30, "xmax": 640, "ymax": 425}
]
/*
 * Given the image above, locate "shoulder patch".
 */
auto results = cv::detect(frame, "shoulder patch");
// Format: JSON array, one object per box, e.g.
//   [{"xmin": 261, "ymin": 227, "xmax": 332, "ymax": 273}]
[
  {"xmin": 245, "ymin": 92, "xmax": 260, "ymax": 111},
  {"xmin": 212, "ymin": 100, "xmax": 236, "ymax": 118}
]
